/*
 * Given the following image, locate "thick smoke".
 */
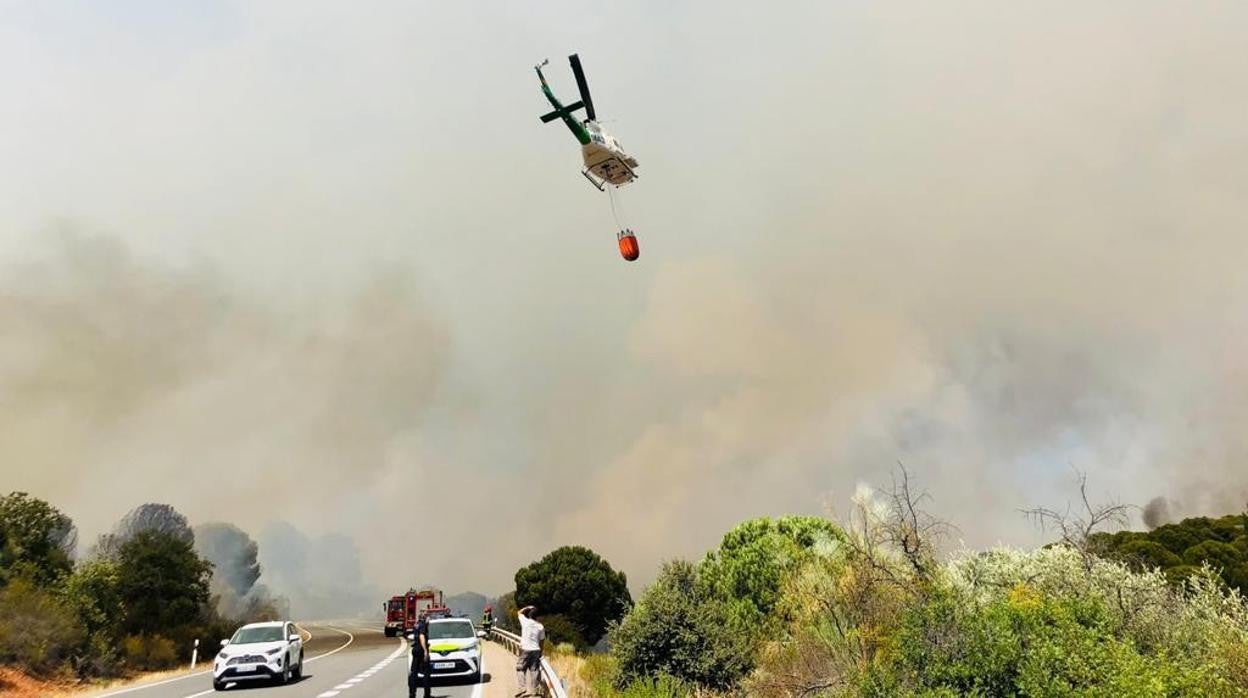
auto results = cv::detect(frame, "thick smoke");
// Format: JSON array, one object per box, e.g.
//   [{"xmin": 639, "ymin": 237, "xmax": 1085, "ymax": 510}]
[
  {"xmin": 194, "ymin": 522, "xmax": 291, "ymax": 620},
  {"xmin": 1142, "ymin": 497, "xmax": 1173, "ymax": 530},
  {"xmin": 194, "ymin": 523, "xmax": 261, "ymax": 597},
  {"xmin": 257, "ymin": 522, "xmax": 378, "ymax": 619},
  {"xmin": 2, "ymin": 2, "xmax": 1248, "ymax": 598}
]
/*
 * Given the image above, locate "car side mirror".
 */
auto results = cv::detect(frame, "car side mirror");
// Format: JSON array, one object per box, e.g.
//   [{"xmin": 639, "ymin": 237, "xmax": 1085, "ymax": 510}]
[
  {"xmin": 220, "ymin": 639, "xmax": 230, "ymax": 647},
  {"xmin": 476, "ymin": 631, "xmax": 486, "ymax": 638},
  {"xmin": 289, "ymin": 634, "xmax": 300, "ymax": 642}
]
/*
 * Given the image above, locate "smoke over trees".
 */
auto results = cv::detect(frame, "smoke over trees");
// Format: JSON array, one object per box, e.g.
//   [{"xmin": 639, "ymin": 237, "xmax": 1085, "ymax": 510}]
[
  {"xmin": 257, "ymin": 521, "xmax": 378, "ymax": 619},
  {"xmin": 194, "ymin": 523, "xmax": 260, "ymax": 597},
  {"xmin": 193, "ymin": 522, "xmax": 286, "ymax": 620},
  {"xmin": 94, "ymin": 503, "xmax": 193, "ymax": 559},
  {"xmin": 1142, "ymin": 497, "xmax": 1173, "ymax": 530}
]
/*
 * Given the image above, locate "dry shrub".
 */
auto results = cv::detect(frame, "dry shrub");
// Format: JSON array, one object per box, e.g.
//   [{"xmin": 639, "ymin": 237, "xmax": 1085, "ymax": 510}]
[
  {"xmin": 121, "ymin": 634, "xmax": 178, "ymax": 670},
  {"xmin": 0, "ymin": 577, "xmax": 82, "ymax": 676}
]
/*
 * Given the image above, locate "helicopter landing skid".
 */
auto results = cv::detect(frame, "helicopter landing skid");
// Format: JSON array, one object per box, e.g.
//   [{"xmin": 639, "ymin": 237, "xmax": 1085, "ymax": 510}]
[
  {"xmin": 582, "ymin": 162, "xmax": 638, "ymax": 192},
  {"xmin": 581, "ymin": 169, "xmax": 606, "ymax": 191}
]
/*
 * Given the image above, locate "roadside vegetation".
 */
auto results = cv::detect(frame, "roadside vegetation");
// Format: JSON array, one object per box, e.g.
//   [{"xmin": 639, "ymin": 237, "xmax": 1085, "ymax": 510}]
[
  {"xmin": 0, "ymin": 492, "xmax": 282, "ymax": 691},
  {"xmin": 524, "ymin": 472, "xmax": 1248, "ymax": 697}
]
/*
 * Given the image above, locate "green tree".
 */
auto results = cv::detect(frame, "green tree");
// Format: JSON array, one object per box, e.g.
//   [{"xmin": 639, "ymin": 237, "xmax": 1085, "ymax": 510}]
[
  {"xmin": 1151, "ymin": 522, "xmax": 1211, "ymax": 556},
  {"xmin": 1182, "ymin": 540, "xmax": 1243, "ymax": 571},
  {"xmin": 0, "ymin": 492, "xmax": 77, "ymax": 587},
  {"xmin": 64, "ymin": 559, "xmax": 125, "ymax": 639},
  {"xmin": 536, "ymin": 613, "xmax": 586, "ymax": 649},
  {"xmin": 610, "ymin": 559, "xmax": 751, "ymax": 689},
  {"xmin": 514, "ymin": 545, "xmax": 631, "ymax": 646},
  {"xmin": 116, "ymin": 530, "xmax": 212, "ymax": 636},
  {"xmin": 699, "ymin": 515, "xmax": 844, "ymax": 625},
  {"xmin": 494, "ymin": 591, "xmax": 519, "ymax": 633},
  {"xmin": 1114, "ymin": 539, "xmax": 1182, "ymax": 570},
  {"xmin": 62, "ymin": 559, "xmax": 126, "ymax": 676}
]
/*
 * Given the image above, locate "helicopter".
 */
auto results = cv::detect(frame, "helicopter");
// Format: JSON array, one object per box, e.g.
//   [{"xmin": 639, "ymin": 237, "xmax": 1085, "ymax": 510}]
[
  {"xmin": 535, "ymin": 54, "xmax": 642, "ymax": 261},
  {"xmin": 535, "ymin": 54, "xmax": 639, "ymax": 191}
]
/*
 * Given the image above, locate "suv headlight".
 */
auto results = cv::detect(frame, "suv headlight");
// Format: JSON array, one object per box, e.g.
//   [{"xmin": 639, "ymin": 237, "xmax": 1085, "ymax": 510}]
[
  {"xmin": 266, "ymin": 647, "xmax": 283, "ymax": 656},
  {"xmin": 217, "ymin": 652, "xmax": 228, "ymax": 660}
]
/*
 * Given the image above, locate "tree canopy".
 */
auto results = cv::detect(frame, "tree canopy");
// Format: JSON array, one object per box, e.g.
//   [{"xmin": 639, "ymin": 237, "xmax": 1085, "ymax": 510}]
[
  {"xmin": 699, "ymin": 515, "xmax": 844, "ymax": 624},
  {"xmin": 1092, "ymin": 512, "xmax": 1248, "ymax": 592},
  {"xmin": 0, "ymin": 492, "xmax": 77, "ymax": 587},
  {"xmin": 514, "ymin": 545, "xmax": 631, "ymax": 646},
  {"xmin": 116, "ymin": 530, "xmax": 212, "ymax": 635}
]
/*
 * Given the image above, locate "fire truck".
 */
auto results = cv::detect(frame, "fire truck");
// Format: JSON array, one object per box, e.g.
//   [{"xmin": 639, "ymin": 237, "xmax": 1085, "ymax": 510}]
[{"xmin": 383, "ymin": 587, "xmax": 450, "ymax": 637}]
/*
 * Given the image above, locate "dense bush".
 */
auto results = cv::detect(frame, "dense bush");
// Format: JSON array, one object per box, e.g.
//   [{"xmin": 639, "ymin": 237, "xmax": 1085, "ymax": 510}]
[
  {"xmin": 539, "ymin": 612, "xmax": 589, "ymax": 649},
  {"xmin": 579, "ymin": 652, "xmax": 698, "ymax": 698},
  {"xmin": 1093, "ymin": 513, "xmax": 1248, "ymax": 593},
  {"xmin": 610, "ymin": 560, "xmax": 751, "ymax": 690},
  {"xmin": 743, "ymin": 504, "xmax": 1248, "ymax": 698},
  {"xmin": 699, "ymin": 516, "xmax": 844, "ymax": 628},
  {"xmin": 0, "ymin": 577, "xmax": 82, "ymax": 675},
  {"xmin": 515, "ymin": 545, "xmax": 632, "ymax": 646},
  {"xmin": 121, "ymin": 634, "xmax": 178, "ymax": 670},
  {"xmin": 875, "ymin": 584, "xmax": 1223, "ymax": 696}
]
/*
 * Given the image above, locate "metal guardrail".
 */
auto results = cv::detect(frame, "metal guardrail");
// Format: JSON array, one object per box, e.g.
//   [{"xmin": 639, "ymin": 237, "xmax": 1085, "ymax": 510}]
[{"xmin": 487, "ymin": 627, "xmax": 569, "ymax": 698}]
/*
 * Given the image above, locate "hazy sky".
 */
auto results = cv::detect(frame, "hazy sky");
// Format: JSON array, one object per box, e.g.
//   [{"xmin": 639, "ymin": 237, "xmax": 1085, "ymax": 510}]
[{"xmin": 3, "ymin": 1, "xmax": 1248, "ymax": 599}]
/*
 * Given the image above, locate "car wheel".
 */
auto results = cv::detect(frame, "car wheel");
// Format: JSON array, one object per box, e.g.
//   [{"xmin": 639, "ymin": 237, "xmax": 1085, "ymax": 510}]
[
  {"xmin": 384, "ymin": 627, "xmax": 393, "ymax": 638},
  {"xmin": 278, "ymin": 655, "xmax": 291, "ymax": 684},
  {"xmin": 473, "ymin": 669, "xmax": 482, "ymax": 684},
  {"xmin": 213, "ymin": 679, "xmax": 226, "ymax": 691},
  {"xmin": 293, "ymin": 656, "xmax": 303, "ymax": 680}
]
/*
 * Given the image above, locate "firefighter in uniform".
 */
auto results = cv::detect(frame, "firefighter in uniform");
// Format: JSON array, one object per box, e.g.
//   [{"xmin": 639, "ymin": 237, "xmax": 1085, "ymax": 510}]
[{"xmin": 481, "ymin": 605, "xmax": 494, "ymax": 636}]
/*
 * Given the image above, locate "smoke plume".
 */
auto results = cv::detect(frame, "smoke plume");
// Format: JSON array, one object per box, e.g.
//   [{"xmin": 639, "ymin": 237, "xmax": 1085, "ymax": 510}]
[
  {"xmin": 194, "ymin": 523, "xmax": 261, "ymax": 598},
  {"xmin": 2, "ymin": 2, "xmax": 1248, "ymax": 597}
]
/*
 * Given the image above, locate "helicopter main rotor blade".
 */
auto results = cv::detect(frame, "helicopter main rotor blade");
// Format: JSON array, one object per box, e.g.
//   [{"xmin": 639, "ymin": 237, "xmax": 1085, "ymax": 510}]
[{"xmin": 568, "ymin": 53, "xmax": 596, "ymax": 122}]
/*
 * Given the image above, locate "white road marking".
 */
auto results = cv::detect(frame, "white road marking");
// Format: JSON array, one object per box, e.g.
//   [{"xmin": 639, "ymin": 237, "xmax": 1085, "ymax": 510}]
[
  {"xmin": 333, "ymin": 683, "xmax": 354, "ymax": 689},
  {"xmin": 317, "ymin": 692, "xmax": 340, "ymax": 697},
  {"xmin": 305, "ymin": 625, "xmax": 355, "ymax": 663},
  {"xmin": 96, "ymin": 623, "xmax": 354, "ymax": 698},
  {"xmin": 93, "ymin": 669, "xmax": 213, "ymax": 697}
]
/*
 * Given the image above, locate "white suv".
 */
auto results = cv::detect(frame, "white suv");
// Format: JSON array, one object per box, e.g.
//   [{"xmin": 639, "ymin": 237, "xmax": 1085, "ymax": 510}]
[
  {"xmin": 213, "ymin": 621, "xmax": 304, "ymax": 691},
  {"xmin": 410, "ymin": 617, "xmax": 482, "ymax": 684}
]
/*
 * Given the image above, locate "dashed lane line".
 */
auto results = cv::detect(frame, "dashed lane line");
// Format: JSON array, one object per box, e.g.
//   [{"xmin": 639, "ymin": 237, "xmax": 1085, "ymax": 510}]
[
  {"xmin": 94, "ymin": 624, "xmax": 351, "ymax": 698},
  {"xmin": 315, "ymin": 637, "xmax": 405, "ymax": 698},
  {"xmin": 174, "ymin": 626, "xmax": 355, "ymax": 698}
]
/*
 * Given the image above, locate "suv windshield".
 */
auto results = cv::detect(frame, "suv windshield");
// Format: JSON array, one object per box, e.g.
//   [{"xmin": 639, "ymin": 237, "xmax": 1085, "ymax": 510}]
[
  {"xmin": 231, "ymin": 626, "xmax": 285, "ymax": 644},
  {"xmin": 428, "ymin": 621, "xmax": 474, "ymax": 640}
]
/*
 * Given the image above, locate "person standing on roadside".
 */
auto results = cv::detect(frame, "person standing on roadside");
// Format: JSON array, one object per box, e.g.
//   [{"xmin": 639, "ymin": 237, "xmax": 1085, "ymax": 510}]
[
  {"xmin": 408, "ymin": 615, "xmax": 432, "ymax": 698},
  {"xmin": 482, "ymin": 604, "xmax": 495, "ymax": 635},
  {"xmin": 515, "ymin": 605, "xmax": 545, "ymax": 697}
]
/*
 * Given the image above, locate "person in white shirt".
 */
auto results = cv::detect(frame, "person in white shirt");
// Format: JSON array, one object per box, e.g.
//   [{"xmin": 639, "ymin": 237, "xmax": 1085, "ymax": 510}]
[{"xmin": 515, "ymin": 605, "xmax": 545, "ymax": 697}]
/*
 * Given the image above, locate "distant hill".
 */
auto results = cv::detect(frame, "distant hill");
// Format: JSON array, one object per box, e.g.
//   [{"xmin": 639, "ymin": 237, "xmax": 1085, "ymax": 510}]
[{"xmin": 445, "ymin": 591, "xmax": 492, "ymax": 619}]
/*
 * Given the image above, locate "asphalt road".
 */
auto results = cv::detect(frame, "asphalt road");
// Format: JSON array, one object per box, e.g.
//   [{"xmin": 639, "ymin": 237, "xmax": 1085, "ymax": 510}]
[{"xmin": 89, "ymin": 623, "xmax": 502, "ymax": 698}]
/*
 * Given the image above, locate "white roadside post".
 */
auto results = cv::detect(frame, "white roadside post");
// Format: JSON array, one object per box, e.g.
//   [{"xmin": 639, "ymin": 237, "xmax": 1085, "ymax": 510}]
[{"xmin": 190, "ymin": 638, "xmax": 199, "ymax": 669}]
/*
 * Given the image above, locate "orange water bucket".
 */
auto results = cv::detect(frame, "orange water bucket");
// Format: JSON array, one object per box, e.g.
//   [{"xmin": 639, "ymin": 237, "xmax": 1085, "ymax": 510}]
[{"xmin": 617, "ymin": 229, "xmax": 640, "ymax": 261}]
